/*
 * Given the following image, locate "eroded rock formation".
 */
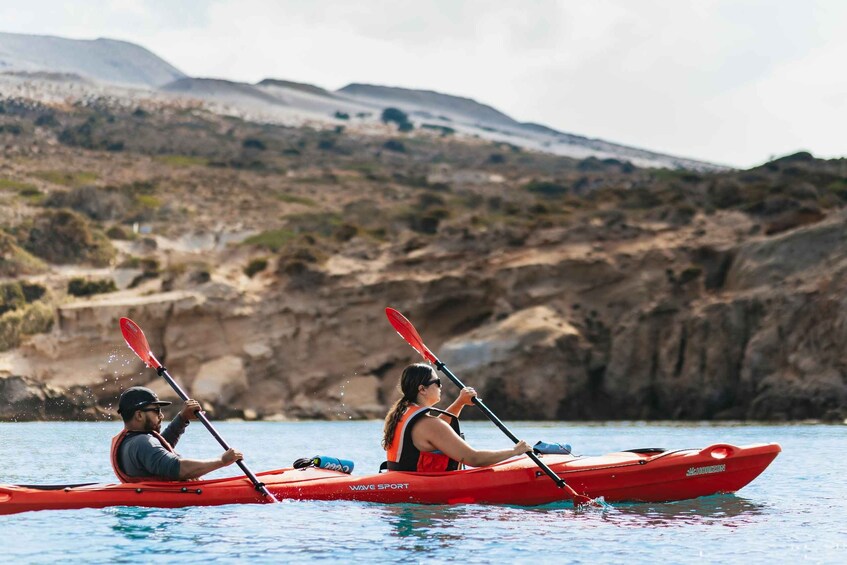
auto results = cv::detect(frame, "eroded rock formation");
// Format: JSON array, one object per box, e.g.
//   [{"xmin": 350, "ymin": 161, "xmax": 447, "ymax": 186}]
[{"xmin": 2, "ymin": 209, "xmax": 845, "ymax": 422}]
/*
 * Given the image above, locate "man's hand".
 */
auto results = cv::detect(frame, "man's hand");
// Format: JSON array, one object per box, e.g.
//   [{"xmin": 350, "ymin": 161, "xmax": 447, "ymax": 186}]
[
  {"xmin": 512, "ymin": 440, "xmax": 531, "ymax": 456},
  {"xmin": 221, "ymin": 448, "xmax": 243, "ymax": 465},
  {"xmin": 180, "ymin": 399, "xmax": 202, "ymax": 421}
]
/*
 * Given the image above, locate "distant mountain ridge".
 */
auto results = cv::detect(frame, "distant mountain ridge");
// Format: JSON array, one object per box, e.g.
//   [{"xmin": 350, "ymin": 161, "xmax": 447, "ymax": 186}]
[
  {"xmin": 258, "ymin": 78, "xmax": 334, "ymax": 98},
  {"xmin": 338, "ymin": 83, "xmax": 517, "ymax": 127},
  {"xmin": 0, "ymin": 31, "xmax": 185, "ymax": 87},
  {"xmin": 162, "ymin": 77, "xmax": 286, "ymax": 106},
  {"xmin": 0, "ymin": 30, "xmax": 723, "ymax": 170}
]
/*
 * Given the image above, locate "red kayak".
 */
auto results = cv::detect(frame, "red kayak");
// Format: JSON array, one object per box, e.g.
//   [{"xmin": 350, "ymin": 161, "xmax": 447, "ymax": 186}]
[{"xmin": 0, "ymin": 443, "xmax": 780, "ymax": 515}]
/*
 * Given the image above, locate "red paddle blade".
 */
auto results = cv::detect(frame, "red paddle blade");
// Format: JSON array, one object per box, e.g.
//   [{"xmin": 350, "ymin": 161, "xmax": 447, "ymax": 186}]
[
  {"xmin": 385, "ymin": 307, "xmax": 438, "ymax": 363},
  {"xmin": 120, "ymin": 317, "xmax": 162, "ymax": 369}
]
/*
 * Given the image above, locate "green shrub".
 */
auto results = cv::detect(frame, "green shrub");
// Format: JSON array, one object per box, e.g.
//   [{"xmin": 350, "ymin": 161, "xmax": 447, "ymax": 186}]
[
  {"xmin": 243, "ymin": 138, "xmax": 267, "ymax": 150},
  {"xmin": 23, "ymin": 209, "xmax": 116, "ymax": 266},
  {"xmin": 525, "ymin": 180, "xmax": 568, "ymax": 197},
  {"xmin": 421, "ymin": 124, "xmax": 455, "ymax": 136},
  {"xmin": 17, "ymin": 186, "xmax": 43, "ymax": 202},
  {"xmin": 44, "ymin": 186, "xmax": 130, "ymax": 221},
  {"xmin": 67, "ymin": 277, "xmax": 117, "ymax": 297},
  {"xmin": 381, "ymin": 107, "xmax": 413, "ymax": 131},
  {"xmin": 20, "ymin": 301, "xmax": 53, "ymax": 335},
  {"xmin": 0, "ymin": 231, "xmax": 46, "ymax": 277},
  {"xmin": 243, "ymin": 229, "xmax": 296, "ymax": 251},
  {"xmin": 0, "ymin": 311, "xmax": 24, "ymax": 351},
  {"xmin": 0, "ymin": 301, "xmax": 53, "ymax": 351},
  {"xmin": 244, "ymin": 257, "xmax": 268, "ymax": 278},
  {"xmin": 383, "ymin": 139, "xmax": 406, "ymax": 152},
  {"xmin": 154, "ymin": 155, "xmax": 209, "ymax": 167},
  {"xmin": 333, "ymin": 223, "xmax": 359, "ymax": 242},
  {"xmin": 381, "ymin": 107, "xmax": 409, "ymax": 125},
  {"xmin": 21, "ymin": 283, "xmax": 46, "ymax": 303},
  {"xmin": 0, "ymin": 178, "xmax": 36, "ymax": 191},
  {"xmin": 409, "ymin": 207, "xmax": 450, "ymax": 234},
  {"xmin": 135, "ymin": 194, "xmax": 162, "ymax": 209},
  {"xmin": 33, "ymin": 170, "xmax": 98, "ymax": 187},
  {"xmin": 0, "ymin": 282, "xmax": 25, "ymax": 316},
  {"xmin": 106, "ymin": 225, "xmax": 135, "ymax": 240}
]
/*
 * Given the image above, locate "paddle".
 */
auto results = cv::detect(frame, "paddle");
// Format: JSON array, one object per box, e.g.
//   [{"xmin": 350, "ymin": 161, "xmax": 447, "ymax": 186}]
[
  {"xmin": 119, "ymin": 317, "xmax": 279, "ymax": 503},
  {"xmin": 384, "ymin": 307, "xmax": 596, "ymax": 507}
]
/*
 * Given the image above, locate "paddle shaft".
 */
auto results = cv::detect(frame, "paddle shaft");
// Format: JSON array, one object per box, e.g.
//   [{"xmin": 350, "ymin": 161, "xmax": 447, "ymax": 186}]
[
  {"xmin": 156, "ymin": 366, "xmax": 278, "ymax": 502},
  {"xmin": 434, "ymin": 361, "xmax": 574, "ymax": 491}
]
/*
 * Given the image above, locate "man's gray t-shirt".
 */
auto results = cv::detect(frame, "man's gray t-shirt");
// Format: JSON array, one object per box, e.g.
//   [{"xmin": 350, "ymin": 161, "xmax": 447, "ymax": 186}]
[{"xmin": 117, "ymin": 415, "xmax": 189, "ymax": 480}]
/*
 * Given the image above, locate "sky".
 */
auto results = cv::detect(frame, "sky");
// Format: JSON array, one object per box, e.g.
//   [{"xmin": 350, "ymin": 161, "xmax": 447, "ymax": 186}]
[{"xmin": 1, "ymin": 0, "xmax": 844, "ymax": 168}]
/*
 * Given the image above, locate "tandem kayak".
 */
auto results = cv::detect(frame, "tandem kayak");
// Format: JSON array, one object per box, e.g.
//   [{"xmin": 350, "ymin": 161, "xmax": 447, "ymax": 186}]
[{"xmin": 0, "ymin": 442, "xmax": 780, "ymax": 515}]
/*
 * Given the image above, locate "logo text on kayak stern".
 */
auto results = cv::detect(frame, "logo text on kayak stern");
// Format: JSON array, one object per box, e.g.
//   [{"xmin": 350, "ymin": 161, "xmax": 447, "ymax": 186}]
[{"xmin": 686, "ymin": 464, "xmax": 726, "ymax": 477}]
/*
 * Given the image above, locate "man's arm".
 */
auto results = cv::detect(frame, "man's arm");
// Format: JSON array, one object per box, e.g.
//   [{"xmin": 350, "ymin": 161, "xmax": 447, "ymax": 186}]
[
  {"xmin": 161, "ymin": 399, "xmax": 202, "ymax": 447},
  {"xmin": 177, "ymin": 448, "xmax": 243, "ymax": 480},
  {"xmin": 160, "ymin": 414, "xmax": 189, "ymax": 447}
]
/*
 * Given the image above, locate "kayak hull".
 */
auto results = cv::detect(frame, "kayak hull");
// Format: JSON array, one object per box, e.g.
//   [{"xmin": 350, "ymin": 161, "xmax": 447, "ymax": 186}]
[{"xmin": 0, "ymin": 443, "xmax": 780, "ymax": 514}]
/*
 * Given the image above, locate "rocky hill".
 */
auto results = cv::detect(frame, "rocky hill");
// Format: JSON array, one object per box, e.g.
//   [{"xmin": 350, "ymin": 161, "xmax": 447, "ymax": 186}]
[
  {"xmin": 0, "ymin": 31, "xmax": 723, "ymax": 169},
  {"xmin": 0, "ymin": 80, "xmax": 846, "ymax": 423},
  {"xmin": 0, "ymin": 32, "xmax": 185, "ymax": 87}
]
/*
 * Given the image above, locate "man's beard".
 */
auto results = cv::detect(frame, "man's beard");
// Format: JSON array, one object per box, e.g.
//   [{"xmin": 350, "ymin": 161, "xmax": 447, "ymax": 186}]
[{"xmin": 144, "ymin": 418, "xmax": 161, "ymax": 433}]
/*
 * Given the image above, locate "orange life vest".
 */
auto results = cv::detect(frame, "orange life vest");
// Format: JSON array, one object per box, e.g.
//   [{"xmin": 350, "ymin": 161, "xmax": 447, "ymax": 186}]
[
  {"xmin": 385, "ymin": 405, "xmax": 461, "ymax": 472},
  {"xmin": 110, "ymin": 429, "xmax": 176, "ymax": 483}
]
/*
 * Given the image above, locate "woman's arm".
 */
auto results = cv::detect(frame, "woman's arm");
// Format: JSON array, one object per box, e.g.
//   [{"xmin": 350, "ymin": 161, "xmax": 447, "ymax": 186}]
[
  {"xmin": 413, "ymin": 417, "xmax": 530, "ymax": 468},
  {"xmin": 441, "ymin": 387, "xmax": 477, "ymax": 421}
]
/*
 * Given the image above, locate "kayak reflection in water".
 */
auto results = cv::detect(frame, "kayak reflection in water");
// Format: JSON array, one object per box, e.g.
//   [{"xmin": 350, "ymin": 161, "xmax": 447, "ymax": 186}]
[
  {"xmin": 382, "ymin": 364, "xmax": 530, "ymax": 472},
  {"xmin": 110, "ymin": 386, "xmax": 243, "ymax": 482}
]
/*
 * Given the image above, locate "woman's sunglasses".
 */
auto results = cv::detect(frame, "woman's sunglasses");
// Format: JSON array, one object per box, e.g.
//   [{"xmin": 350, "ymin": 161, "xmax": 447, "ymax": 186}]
[{"xmin": 424, "ymin": 377, "xmax": 442, "ymax": 388}]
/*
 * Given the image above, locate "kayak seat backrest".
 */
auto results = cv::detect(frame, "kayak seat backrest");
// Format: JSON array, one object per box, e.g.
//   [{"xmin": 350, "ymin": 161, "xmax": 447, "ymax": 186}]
[{"xmin": 622, "ymin": 448, "xmax": 666, "ymax": 454}]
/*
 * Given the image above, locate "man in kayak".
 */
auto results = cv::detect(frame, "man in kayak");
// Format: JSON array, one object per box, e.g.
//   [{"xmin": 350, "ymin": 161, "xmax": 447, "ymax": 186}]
[
  {"xmin": 110, "ymin": 386, "xmax": 243, "ymax": 482},
  {"xmin": 382, "ymin": 364, "xmax": 530, "ymax": 471}
]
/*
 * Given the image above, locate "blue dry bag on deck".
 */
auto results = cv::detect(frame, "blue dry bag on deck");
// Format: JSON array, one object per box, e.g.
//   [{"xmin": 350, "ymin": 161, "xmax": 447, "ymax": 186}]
[
  {"xmin": 293, "ymin": 455, "xmax": 354, "ymax": 474},
  {"xmin": 533, "ymin": 441, "xmax": 572, "ymax": 455}
]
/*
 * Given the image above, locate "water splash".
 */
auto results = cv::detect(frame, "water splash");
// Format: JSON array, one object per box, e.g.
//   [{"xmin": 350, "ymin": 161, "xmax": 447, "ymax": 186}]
[{"xmin": 335, "ymin": 373, "xmax": 358, "ymax": 420}]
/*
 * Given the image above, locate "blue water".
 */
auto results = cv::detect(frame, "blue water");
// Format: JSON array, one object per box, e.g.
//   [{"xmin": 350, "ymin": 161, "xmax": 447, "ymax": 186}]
[{"xmin": 1, "ymin": 421, "xmax": 844, "ymax": 563}]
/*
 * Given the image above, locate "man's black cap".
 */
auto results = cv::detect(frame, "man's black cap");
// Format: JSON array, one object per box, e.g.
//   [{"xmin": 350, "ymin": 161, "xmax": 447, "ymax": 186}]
[{"xmin": 117, "ymin": 386, "xmax": 172, "ymax": 414}]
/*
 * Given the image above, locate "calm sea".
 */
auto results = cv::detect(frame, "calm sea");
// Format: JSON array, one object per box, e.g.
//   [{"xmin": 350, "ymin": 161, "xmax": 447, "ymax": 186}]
[{"xmin": 0, "ymin": 421, "xmax": 843, "ymax": 564}]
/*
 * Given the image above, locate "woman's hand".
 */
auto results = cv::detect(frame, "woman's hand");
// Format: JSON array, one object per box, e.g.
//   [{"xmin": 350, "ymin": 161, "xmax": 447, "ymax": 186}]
[
  {"xmin": 180, "ymin": 399, "xmax": 202, "ymax": 421},
  {"xmin": 456, "ymin": 387, "xmax": 478, "ymax": 406}
]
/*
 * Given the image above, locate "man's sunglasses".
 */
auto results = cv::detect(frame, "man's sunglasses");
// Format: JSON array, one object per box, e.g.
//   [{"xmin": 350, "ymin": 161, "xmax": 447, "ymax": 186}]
[
  {"xmin": 140, "ymin": 407, "xmax": 164, "ymax": 415},
  {"xmin": 424, "ymin": 377, "xmax": 442, "ymax": 388}
]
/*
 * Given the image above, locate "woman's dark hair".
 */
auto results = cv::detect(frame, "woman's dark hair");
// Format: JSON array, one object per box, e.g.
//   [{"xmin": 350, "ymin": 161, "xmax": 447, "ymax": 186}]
[{"xmin": 381, "ymin": 363, "xmax": 436, "ymax": 449}]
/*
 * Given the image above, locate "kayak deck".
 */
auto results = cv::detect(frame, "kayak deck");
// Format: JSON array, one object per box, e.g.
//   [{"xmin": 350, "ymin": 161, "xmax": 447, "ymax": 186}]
[{"xmin": 0, "ymin": 443, "xmax": 781, "ymax": 514}]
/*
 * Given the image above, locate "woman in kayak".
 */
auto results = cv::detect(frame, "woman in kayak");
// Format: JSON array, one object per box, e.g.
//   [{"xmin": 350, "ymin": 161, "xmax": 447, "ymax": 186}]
[{"xmin": 382, "ymin": 363, "xmax": 530, "ymax": 471}]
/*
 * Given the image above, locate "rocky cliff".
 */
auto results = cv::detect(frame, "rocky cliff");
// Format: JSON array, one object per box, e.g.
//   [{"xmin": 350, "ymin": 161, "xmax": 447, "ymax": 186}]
[{"xmin": 0, "ymin": 93, "xmax": 845, "ymax": 422}]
